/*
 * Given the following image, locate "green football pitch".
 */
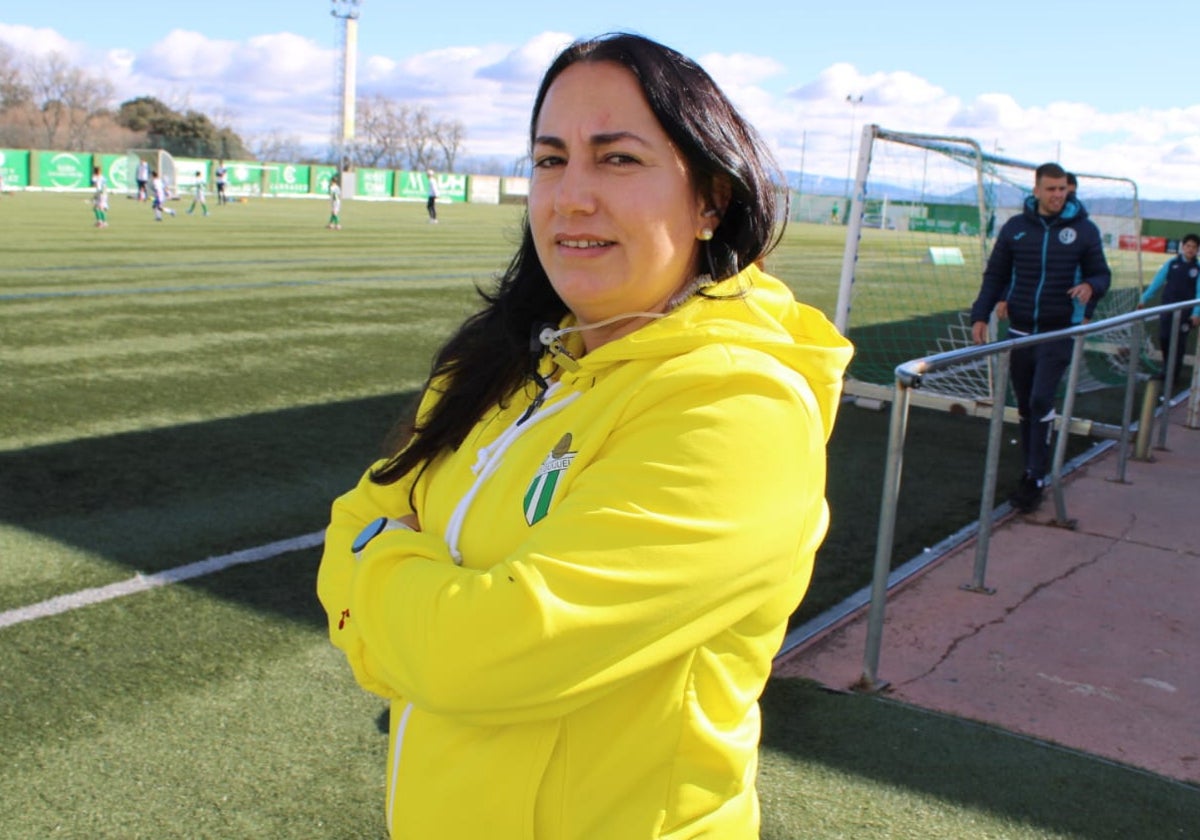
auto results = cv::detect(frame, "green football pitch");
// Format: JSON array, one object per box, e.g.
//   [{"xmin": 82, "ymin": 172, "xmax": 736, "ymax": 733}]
[{"xmin": 2, "ymin": 191, "xmax": 1195, "ymax": 838}]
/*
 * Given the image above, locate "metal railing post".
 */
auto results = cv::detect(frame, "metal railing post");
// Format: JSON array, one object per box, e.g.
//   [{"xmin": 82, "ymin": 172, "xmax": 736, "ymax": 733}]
[
  {"xmin": 1049, "ymin": 336, "xmax": 1087, "ymax": 527},
  {"xmin": 964, "ymin": 348, "xmax": 1009, "ymax": 594},
  {"xmin": 1188, "ymin": 352, "xmax": 1200, "ymax": 429},
  {"xmin": 1156, "ymin": 309, "xmax": 1184, "ymax": 450},
  {"xmin": 1113, "ymin": 318, "xmax": 1143, "ymax": 482},
  {"xmin": 857, "ymin": 380, "xmax": 912, "ymax": 692}
]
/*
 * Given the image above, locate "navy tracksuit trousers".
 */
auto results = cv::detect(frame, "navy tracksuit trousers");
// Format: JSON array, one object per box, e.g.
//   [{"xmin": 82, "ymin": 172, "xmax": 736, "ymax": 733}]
[{"xmin": 1009, "ymin": 336, "xmax": 1073, "ymax": 482}]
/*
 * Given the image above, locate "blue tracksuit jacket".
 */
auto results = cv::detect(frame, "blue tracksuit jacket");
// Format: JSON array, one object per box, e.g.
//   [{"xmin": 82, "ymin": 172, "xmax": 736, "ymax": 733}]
[{"xmin": 971, "ymin": 195, "xmax": 1111, "ymax": 333}]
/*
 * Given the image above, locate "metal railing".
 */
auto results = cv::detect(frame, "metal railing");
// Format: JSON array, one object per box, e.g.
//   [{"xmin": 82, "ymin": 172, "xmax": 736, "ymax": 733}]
[{"xmin": 856, "ymin": 298, "xmax": 1200, "ymax": 691}]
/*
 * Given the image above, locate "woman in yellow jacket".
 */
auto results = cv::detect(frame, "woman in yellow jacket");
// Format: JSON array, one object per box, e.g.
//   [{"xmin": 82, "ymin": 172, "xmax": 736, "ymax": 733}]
[{"xmin": 318, "ymin": 33, "xmax": 852, "ymax": 839}]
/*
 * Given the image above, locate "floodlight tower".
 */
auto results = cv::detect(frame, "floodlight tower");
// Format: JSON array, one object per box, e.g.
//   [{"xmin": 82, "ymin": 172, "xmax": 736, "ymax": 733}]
[{"xmin": 331, "ymin": 0, "xmax": 362, "ymax": 177}]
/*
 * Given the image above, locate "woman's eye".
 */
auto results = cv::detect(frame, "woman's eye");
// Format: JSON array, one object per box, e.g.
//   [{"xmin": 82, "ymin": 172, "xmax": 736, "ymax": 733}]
[
  {"xmin": 605, "ymin": 153, "xmax": 638, "ymax": 166},
  {"xmin": 533, "ymin": 155, "xmax": 564, "ymax": 169}
]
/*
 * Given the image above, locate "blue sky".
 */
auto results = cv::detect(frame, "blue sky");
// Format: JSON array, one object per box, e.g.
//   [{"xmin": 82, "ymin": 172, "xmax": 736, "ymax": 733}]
[{"xmin": 3, "ymin": 1, "xmax": 1199, "ymax": 198}]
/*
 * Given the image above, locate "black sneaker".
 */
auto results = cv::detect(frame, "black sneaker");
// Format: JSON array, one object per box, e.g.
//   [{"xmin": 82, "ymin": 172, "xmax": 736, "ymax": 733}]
[{"xmin": 1008, "ymin": 474, "xmax": 1044, "ymax": 513}]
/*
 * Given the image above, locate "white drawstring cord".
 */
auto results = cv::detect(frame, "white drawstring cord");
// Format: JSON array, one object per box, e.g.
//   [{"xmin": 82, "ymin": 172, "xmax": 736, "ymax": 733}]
[{"xmin": 445, "ymin": 385, "xmax": 580, "ymax": 564}]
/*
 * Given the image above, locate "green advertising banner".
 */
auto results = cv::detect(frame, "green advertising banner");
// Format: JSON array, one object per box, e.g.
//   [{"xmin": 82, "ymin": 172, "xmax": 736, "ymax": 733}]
[
  {"xmin": 907, "ymin": 203, "xmax": 980, "ymax": 236},
  {"xmin": 908, "ymin": 217, "xmax": 980, "ymax": 236},
  {"xmin": 100, "ymin": 153, "xmax": 132, "ymax": 192},
  {"xmin": 394, "ymin": 170, "xmax": 467, "ymax": 202},
  {"xmin": 435, "ymin": 173, "xmax": 467, "ymax": 203},
  {"xmin": 394, "ymin": 170, "xmax": 426, "ymax": 200},
  {"xmin": 312, "ymin": 166, "xmax": 338, "ymax": 196},
  {"xmin": 175, "ymin": 158, "xmax": 210, "ymax": 185},
  {"xmin": 267, "ymin": 163, "xmax": 310, "ymax": 195},
  {"xmin": 225, "ymin": 160, "xmax": 261, "ymax": 195},
  {"xmin": 356, "ymin": 168, "xmax": 393, "ymax": 199},
  {"xmin": 37, "ymin": 151, "xmax": 92, "ymax": 189},
  {"xmin": 0, "ymin": 149, "xmax": 30, "ymax": 188}
]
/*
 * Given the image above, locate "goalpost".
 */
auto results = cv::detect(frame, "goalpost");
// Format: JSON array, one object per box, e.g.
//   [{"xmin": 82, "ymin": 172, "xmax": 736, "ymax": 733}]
[
  {"xmin": 837, "ymin": 124, "xmax": 1148, "ymax": 420},
  {"xmin": 125, "ymin": 149, "xmax": 178, "ymax": 199}
]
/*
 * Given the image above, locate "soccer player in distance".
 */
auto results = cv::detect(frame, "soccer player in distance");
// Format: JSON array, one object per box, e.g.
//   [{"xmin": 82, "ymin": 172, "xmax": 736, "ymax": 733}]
[
  {"xmin": 187, "ymin": 170, "xmax": 209, "ymax": 216},
  {"xmin": 327, "ymin": 173, "xmax": 342, "ymax": 230},
  {"xmin": 91, "ymin": 165, "xmax": 109, "ymax": 228},
  {"xmin": 150, "ymin": 170, "xmax": 175, "ymax": 221}
]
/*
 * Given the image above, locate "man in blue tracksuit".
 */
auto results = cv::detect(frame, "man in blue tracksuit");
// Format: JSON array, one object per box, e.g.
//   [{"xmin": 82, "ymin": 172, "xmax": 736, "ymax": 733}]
[
  {"xmin": 1137, "ymin": 232, "xmax": 1200, "ymax": 388},
  {"xmin": 970, "ymin": 163, "xmax": 1111, "ymax": 512}
]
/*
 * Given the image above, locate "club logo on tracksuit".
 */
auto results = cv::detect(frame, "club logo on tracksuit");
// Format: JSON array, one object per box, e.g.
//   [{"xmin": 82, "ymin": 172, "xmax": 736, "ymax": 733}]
[
  {"xmin": 1059, "ymin": 228, "xmax": 1077, "ymax": 245},
  {"xmin": 524, "ymin": 433, "xmax": 576, "ymax": 525}
]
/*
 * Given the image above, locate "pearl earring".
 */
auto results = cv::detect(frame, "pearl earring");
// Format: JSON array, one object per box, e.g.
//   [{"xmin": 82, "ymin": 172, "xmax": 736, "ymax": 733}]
[{"xmin": 698, "ymin": 229, "xmax": 714, "ymax": 241}]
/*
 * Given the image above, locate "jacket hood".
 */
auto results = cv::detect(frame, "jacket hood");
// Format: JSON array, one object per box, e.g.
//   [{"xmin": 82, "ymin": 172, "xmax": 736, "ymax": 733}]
[
  {"xmin": 549, "ymin": 264, "xmax": 854, "ymax": 442},
  {"xmin": 1022, "ymin": 193, "xmax": 1087, "ymax": 225}
]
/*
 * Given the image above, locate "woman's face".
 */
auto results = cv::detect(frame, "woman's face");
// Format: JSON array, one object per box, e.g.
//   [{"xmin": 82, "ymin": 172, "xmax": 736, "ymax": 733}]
[{"xmin": 529, "ymin": 61, "xmax": 710, "ymax": 350}]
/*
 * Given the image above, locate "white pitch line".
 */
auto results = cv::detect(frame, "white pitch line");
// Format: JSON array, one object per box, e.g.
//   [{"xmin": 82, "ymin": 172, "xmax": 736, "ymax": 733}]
[{"xmin": 0, "ymin": 530, "xmax": 325, "ymax": 630}]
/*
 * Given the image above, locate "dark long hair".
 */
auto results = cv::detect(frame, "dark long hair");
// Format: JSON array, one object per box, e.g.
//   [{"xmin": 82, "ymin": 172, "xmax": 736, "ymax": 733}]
[{"xmin": 370, "ymin": 32, "xmax": 785, "ymax": 485}]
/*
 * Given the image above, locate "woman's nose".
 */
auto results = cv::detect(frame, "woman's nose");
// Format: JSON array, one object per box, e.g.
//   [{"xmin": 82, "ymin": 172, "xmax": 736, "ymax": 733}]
[{"xmin": 552, "ymin": 159, "xmax": 597, "ymax": 216}]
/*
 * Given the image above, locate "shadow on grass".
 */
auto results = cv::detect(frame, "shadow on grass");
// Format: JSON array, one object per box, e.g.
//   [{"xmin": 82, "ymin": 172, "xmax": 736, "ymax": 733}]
[
  {"xmin": 1, "ymin": 388, "xmax": 1102, "ymax": 633},
  {"xmin": 759, "ymin": 678, "xmax": 1200, "ymax": 839},
  {"xmin": 0, "ymin": 391, "xmax": 419, "ymax": 624}
]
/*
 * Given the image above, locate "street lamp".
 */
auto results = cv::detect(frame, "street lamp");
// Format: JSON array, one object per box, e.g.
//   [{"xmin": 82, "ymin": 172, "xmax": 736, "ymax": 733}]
[{"xmin": 845, "ymin": 94, "xmax": 863, "ymax": 199}]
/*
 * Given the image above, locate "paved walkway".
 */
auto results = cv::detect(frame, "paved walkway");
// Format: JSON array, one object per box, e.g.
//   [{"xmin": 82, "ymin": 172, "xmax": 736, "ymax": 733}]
[{"xmin": 774, "ymin": 399, "xmax": 1200, "ymax": 786}]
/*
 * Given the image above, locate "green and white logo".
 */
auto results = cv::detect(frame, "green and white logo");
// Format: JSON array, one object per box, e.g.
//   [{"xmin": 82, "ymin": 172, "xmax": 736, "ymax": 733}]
[
  {"xmin": 41, "ymin": 152, "xmax": 90, "ymax": 188},
  {"xmin": 523, "ymin": 433, "xmax": 576, "ymax": 525}
]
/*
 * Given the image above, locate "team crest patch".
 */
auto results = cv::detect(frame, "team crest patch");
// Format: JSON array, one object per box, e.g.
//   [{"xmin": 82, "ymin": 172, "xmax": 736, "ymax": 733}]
[
  {"xmin": 523, "ymin": 433, "xmax": 577, "ymax": 525},
  {"xmin": 1058, "ymin": 228, "xmax": 1077, "ymax": 245}
]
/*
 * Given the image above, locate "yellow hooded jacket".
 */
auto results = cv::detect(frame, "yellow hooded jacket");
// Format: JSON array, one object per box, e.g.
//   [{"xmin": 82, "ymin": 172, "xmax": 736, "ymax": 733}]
[{"xmin": 318, "ymin": 265, "xmax": 853, "ymax": 839}]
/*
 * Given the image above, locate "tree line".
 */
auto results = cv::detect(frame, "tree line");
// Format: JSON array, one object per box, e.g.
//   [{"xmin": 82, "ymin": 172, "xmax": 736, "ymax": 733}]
[{"xmin": 0, "ymin": 43, "xmax": 467, "ymax": 171}]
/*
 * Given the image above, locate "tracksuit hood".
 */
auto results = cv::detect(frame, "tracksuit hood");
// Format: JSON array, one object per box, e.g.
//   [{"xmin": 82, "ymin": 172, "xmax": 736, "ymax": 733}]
[
  {"xmin": 1022, "ymin": 192, "xmax": 1087, "ymax": 226},
  {"xmin": 544, "ymin": 263, "xmax": 853, "ymax": 442}
]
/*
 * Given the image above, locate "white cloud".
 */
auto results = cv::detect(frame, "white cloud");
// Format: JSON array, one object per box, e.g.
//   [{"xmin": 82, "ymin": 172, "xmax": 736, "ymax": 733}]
[
  {"xmin": 0, "ymin": 23, "xmax": 76, "ymax": 59},
  {"xmin": 476, "ymin": 32, "xmax": 573, "ymax": 84},
  {"xmin": 952, "ymin": 93, "xmax": 1026, "ymax": 128},
  {"xmin": 135, "ymin": 29, "xmax": 235, "ymax": 80},
  {"xmin": 232, "ymin": 32, "xmax": 331, "ymax": 91},
  {"xmin": 700, "ymin": 52, "xmax": 785, "ymax": 88},
  {"xmin": 1163, "ymin": 136, "xmax": 1200, "ymax": 164}
]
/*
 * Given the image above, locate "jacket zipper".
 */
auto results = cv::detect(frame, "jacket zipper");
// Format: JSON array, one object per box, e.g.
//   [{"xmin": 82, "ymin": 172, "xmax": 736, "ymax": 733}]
[
  {"xmin": 444, "ymin": 383, "xmax": 580, "ymax": 563},
  {"xmin": 386, "ymin": 701, "xmax": 416, "ymax": 836}
]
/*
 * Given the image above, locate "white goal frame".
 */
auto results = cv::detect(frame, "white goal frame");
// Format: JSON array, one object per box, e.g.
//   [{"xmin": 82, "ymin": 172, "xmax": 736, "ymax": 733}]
[
  {"xmin": 836, "ymin": 124, "xmax": 1146, "ymax": 424},
  {"xmin": 125, "ymin": 149, "xmax": 179, "ymax": 199}
]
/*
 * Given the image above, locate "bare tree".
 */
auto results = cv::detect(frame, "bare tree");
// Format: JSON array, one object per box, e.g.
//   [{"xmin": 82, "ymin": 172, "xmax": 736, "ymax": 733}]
[
  {"xmin": 433, "ymin": 117, "xmax": 465, "ymax": 172},
  {"xmin": 251, "ymin": 129, "xmax": 306, "ymax": 163},
  {"xmin": 24, "ymin": 51, "xmax": 113, "ymax": 150},
  {"xmin": 401, "ymin": 106, "xmax": 435, "ymax": 171},
  {"xmin": 353, "ymin": 93, "xmax": 407, "ymax": 168},
  {"xmin": 353, "ymin": 94, "xmax": 467, "ymax": 172}
]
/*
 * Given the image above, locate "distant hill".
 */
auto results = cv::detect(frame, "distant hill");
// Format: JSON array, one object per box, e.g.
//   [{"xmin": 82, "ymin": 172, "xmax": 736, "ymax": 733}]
[{"xmin": 785, "ymin": 171, "xmax": 1200, "ymax": 221}]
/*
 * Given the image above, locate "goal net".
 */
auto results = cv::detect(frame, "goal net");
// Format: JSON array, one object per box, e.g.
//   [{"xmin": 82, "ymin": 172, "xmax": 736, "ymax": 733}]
[
  {"xmin": 837, "ymin": 125, "xmax": 1148, "ymax": 414},
  {"xmin": 125, "ymin": 149, "xmax": 178, "ymax": 199}
]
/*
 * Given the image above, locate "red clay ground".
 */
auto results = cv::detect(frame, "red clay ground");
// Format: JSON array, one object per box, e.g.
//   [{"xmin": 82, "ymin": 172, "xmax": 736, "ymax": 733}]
[{"xmin": 775, "ymin": 400, "xmax": 1200, "ymax": 786}]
